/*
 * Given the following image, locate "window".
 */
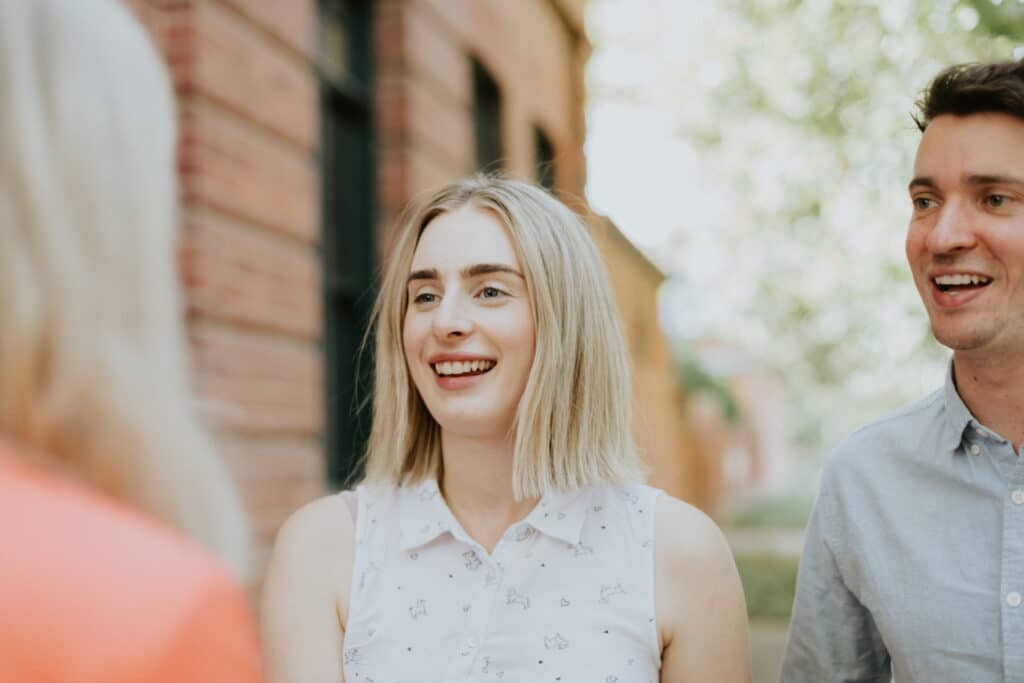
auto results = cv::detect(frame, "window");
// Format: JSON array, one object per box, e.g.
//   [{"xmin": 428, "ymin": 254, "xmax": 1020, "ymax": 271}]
[
  {"xmin": 318, "ymin": 0, "xmax": 374, "ymax": 487},
  {"xmin": 534, "ymin": 126, "xmax": 555, "ymax": 190},
  {"xmin": 473, "ymin": 59, "xmax": 503, "ymax": 171}
]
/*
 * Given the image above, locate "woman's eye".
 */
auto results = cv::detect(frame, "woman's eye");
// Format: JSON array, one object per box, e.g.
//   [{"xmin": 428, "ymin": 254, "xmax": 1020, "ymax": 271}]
[
  {"xmin": 413, "ymin": 292, "xmax": 437, "ymax": 304},
  {"xmin": 480, "ymin": 286, "xmax": 503, "ymax": 299}
]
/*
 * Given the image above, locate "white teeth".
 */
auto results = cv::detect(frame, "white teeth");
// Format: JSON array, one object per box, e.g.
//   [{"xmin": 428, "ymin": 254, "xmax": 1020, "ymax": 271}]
[
  {"xmin": 934, "ymin": 273, "xmax": 991, "ymax": 286},
  {"xmin": 433, "ymin": 360, "xmax": 494, "ymax": 376}
]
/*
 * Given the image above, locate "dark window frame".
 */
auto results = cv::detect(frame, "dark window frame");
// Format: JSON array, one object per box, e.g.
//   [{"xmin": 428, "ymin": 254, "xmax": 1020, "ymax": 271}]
[
  {"xmin": 473, "ymin": 58, "xmax": 504, "ymax": 172},
  {"xmin": 534, "ymin": 125, "xmax": 556, "ymax": 190},
  {"xmin": 318, "ymin": 0, "xmax": 375, "ymax": 488}
]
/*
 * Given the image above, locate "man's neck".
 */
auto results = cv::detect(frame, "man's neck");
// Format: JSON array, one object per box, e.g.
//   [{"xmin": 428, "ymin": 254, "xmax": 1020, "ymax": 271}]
[
  {"xmin": 438, "ymin": 430, "xmax": 539, "ymax": 553},
  {"xmin": 953, "ymin": 351, "xmax": 1024, "ymax": 451}
]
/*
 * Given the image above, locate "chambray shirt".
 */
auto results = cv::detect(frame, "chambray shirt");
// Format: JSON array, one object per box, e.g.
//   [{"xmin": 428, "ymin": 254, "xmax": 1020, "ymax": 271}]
[
  {"xmin": 782, "ymin": 362, "xmax": 1024, "ymax": 683},
  {"xmin": 341, "ymin": 479, "xmax": 662, "ymax": 683}
]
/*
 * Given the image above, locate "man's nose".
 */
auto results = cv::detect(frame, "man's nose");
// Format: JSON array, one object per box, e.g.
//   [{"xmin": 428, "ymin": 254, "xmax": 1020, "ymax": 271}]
[
  {"xmin": 927, "ymin": 198, "xmax": 977, "ymax": 254},
  {"xmin": 432, "ymin": 293, "xmax": 473, "ymax": 339}
]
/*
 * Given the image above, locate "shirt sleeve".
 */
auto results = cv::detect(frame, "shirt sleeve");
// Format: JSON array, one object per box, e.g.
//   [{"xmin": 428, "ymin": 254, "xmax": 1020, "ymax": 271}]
[
  {"xmin": 146, "ymin": 571, "xmax": 265, "ymax": 683},
  {"xmin": 780, "ymin": 487, "xmax": 891, "ymax": 683}
]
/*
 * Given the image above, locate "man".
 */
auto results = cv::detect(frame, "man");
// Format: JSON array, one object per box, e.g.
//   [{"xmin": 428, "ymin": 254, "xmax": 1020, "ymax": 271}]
[{"xmin": 782, "ymin": 60, "xmax": 1024, "ymax": 682}]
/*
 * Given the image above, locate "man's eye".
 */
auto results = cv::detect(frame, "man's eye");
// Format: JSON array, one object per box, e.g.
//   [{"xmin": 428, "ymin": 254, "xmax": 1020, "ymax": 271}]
[
  {"xmin": 985, "ymin": 194, "xmax": 1008, "ymax": 208},
  {"xmin": 913, "ymin": 197, "xmax": 934, "ymax": 210}
]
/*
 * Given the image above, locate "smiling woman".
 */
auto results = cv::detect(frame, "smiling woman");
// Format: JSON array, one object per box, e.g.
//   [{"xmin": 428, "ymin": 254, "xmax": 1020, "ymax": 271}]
[{"xmin": 262, "ymin": 176, "xmax": 751, "ymax": 683}]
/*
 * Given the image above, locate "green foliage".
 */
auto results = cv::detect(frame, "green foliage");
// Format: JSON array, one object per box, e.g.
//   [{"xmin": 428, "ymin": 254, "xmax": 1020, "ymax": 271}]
[
  {"xmin": 672, "ymin": 347, "xmax": 741, "ymax": 423},
  {"xmin": 685, "ymin": 0, "xmax": 1013, "ymax": 448},
  {"xmin": 966, "ymin": 0, "xmax": 1024, "ymax": 41},
  {"xmin": 736, "ymin": 553, "xmax": 800, "ymax": 621},
  {"xmin": 730, "ymin": 492, "xmax": 815, "ymax": 530}
]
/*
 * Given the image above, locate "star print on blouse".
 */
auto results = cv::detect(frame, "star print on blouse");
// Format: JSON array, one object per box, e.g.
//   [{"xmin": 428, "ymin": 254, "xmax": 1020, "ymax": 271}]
[
  {"xmin": 409, "ymin": 599, "xmax": 427, "ymax": 619},
  {"xmin": 506, "ymin": 588, "xmax": 530, "ymax": 610},
  {"xmin": 463, "ymin": 550, "xmax": 482, "ymax": 570},
  {"xmin": 544, "ymin": 633, "xmax": 569, "ymax": 650},
  {"xmin": 572, "ymin": 542, "xmax": 594, "ymax": 557},
  {"xmin": 600, "ymin": 583, "xmax": 627, "ymax": 604}
]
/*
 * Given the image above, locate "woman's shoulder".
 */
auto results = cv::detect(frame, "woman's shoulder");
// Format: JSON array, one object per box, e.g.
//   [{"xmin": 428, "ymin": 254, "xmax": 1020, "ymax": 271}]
[
  {"xmin": 653, "ymin": 493, "xmax": 732, "ymax": 567},
  {"xmin": 272, "ymin": 489, "xmax": 363, "ymax": 562}
]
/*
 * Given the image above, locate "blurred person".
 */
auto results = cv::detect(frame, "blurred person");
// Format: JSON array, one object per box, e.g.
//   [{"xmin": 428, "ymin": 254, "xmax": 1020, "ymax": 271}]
[
  {"xmin": 783, "ymin": 60, "xmax": 1024, "ymax": 682},
  {"xmin": 0, "ymin": 0, "xmax": 263, "ymax": 680},
  {"xmin": 262, "ymin": 176, "xmax": 750, "ymax": 682}
]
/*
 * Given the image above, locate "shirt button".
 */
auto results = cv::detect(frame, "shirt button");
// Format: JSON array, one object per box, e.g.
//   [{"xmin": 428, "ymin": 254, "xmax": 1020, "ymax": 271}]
[
  {"xmin": 1013, "ymin": 490, "xmax": 1024, "ymax": 506},
  {"xmin": 970, "ymin": 444, "xmax": 981, "ymax": 455},
  {"xmin": 1007, "ymin": 592, "xmax": 1022, "ymax": 608}
]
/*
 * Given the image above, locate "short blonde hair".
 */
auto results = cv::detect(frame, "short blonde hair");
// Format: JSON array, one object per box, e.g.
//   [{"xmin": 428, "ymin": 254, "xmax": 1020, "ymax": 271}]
[
  {"xmin": 0, "ymin": 0, "xmax": 248, "ymax": 576},
  {"xmin": 362, "ymin": 176, "xmax": 642, "ymax": 499}
]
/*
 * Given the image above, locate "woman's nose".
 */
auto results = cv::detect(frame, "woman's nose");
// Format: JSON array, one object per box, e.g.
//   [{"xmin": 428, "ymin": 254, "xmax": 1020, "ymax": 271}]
[{"xmin": 431, "ymin": 293, "xmax": 473, "ymax": 339}]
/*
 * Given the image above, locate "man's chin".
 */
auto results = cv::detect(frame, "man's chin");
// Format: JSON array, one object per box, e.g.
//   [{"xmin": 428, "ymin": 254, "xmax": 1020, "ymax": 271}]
[{"xmin": 932, "ymin": 325, "xmax": 996, "ymax": 354}]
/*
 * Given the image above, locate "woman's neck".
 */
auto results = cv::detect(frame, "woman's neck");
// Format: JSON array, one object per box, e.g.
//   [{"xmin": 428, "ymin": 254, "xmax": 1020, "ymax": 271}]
[{"xmin": 438, "ymin": 430, "xmax": 539, "ymax": 553}]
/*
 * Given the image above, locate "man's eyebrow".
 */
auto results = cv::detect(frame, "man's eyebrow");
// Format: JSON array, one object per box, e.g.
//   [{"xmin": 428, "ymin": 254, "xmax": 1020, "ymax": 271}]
[
  {"xmin": 908, "ymin": 176, "xmax": 937, "ymax": 192},
  {"xmin": 908, "ymin": 174, "xmax": 1024, "ymax": 193},
  {"xmin": 965, "ymin": 173, "xmax": 1024, "ymax": 187}
]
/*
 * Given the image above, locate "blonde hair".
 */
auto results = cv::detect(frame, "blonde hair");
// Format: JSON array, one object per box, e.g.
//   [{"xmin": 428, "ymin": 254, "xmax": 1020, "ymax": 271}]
[
  {"xmin": 0, "ymin": 0, "xmax": 249, "ymax": 577},
  {"xmin": 363, "ymin": 176, "xmax": 642, "ymax": 499}
]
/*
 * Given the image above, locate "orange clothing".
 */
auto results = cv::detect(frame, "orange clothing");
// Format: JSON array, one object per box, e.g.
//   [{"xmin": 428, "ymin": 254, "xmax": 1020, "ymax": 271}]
[{"xmin": 0, "ymin": 454, "xmax": 264, "ymax": 682}]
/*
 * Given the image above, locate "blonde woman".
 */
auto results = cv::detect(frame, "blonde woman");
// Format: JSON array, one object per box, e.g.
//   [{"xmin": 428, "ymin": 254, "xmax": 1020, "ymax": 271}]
[
  {"xmin": 0, "ymin": 0, "xmax": 261, "ymax": 680},
  {"xmin": 263, "ymin": 177, "xmax": 750, "ymax": 681}
]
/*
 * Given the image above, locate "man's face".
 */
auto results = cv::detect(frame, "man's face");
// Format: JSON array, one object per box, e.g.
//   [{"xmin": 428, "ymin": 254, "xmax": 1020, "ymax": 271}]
[{"xmin": 906, "ymin": 112, "xmax": 1024, "ymax": 360}]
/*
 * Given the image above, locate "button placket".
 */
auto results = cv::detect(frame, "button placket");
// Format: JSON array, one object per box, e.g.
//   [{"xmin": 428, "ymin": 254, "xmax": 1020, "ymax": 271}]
[
  {"xmin": 1001, "ymin": 469, "xmax": 1024, "ymax": 681},
  {"xmin": 450, "ymin": 555, "xmax": 504, "ymax": 682}
]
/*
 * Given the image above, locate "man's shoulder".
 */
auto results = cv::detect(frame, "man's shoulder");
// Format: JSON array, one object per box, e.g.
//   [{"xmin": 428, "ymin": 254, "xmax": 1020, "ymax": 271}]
[{"xmin": 827, "ymin": 388, "xmax": 945, "ymax": 469}]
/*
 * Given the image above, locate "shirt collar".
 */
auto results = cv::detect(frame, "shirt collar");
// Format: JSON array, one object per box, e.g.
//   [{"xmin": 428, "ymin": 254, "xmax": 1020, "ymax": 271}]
[
  {"xmin": 398, "ymin": 478, "xmax": 591, "ymax": 551},
  {"xmin": 943, "ymin": 358, "xmax": 975, "ymax": 453}
]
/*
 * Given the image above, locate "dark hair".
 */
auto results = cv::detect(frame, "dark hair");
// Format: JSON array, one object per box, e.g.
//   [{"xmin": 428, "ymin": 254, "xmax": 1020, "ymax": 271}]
[{"xmin": 914, "ymin": 60, "xmax": 1024, "ymax": 131}]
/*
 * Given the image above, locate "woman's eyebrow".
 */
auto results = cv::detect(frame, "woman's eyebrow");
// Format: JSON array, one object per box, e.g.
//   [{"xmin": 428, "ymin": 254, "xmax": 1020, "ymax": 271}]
[
  {"xmin": 407, "ymin": 268, "xmax": 438, "ymax": 284},
  {"xmin": 462, "ymin": 263, "xmax": 524, "ymax": 279},
  {"xmin": 407, "ymin": 264, "xmax": 524, "ymax": 283}
]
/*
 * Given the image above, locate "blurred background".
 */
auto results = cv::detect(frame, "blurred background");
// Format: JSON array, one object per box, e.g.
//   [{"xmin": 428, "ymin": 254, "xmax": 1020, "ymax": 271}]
[{"xmin": 121, "ymin": 0, "xmax": 1024, "ymax": 678}]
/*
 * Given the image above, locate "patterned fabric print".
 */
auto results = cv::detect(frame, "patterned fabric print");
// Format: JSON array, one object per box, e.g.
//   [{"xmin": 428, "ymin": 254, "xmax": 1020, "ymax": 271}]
[{"xmin": 342, "ymin": 480, "xmax": 662, "ymax": 683}]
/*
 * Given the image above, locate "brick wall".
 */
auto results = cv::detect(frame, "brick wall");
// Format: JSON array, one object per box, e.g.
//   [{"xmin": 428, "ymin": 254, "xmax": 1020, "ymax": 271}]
[
  {"xmin": 124, "ymin": 0, "xmax": 324, "ymax": 580},
  {"xmin": 374, "ymin": 0, "xmax": 588, "ymax": 242}
]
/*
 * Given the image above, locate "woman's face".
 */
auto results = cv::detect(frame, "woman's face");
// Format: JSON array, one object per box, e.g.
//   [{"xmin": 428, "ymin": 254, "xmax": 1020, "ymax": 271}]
[{"xmin": 403, "ymin": 205, "xmax": 536, "ymax": 440}]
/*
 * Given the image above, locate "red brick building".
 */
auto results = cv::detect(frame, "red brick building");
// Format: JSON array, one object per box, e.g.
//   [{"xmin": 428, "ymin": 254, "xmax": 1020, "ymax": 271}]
[{"xmin": 122, "ymin": 0, "xmax": 708, "ymax": 585}]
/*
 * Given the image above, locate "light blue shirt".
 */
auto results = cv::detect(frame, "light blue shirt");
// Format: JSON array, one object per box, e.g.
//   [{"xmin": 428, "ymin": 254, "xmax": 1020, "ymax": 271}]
[{"xmin": 782, "ymin": 362, "xmax": 1024, "ymax": 682}]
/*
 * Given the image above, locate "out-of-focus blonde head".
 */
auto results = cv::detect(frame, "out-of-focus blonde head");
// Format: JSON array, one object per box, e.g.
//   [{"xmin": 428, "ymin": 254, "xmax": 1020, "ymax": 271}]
[
  {"xmin": 363, "ymin": 176, "xmax": 643, "ymax": 500},
  {"xmin": 0, "ymin": 0, "xmax": 249, "ymax": 577}
]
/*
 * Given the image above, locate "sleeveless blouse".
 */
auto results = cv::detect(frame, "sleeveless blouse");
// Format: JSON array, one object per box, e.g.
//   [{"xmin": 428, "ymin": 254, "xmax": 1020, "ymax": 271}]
[{"xmin": 342, "ymin": 478, "xmax": 663, "ymax": 682}]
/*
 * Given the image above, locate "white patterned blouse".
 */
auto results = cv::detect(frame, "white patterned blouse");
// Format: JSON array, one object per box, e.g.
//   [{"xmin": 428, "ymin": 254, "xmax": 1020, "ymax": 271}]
[{"xmin": 341, "ymin": 478, "xmax": 663, "ymax": 683}]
